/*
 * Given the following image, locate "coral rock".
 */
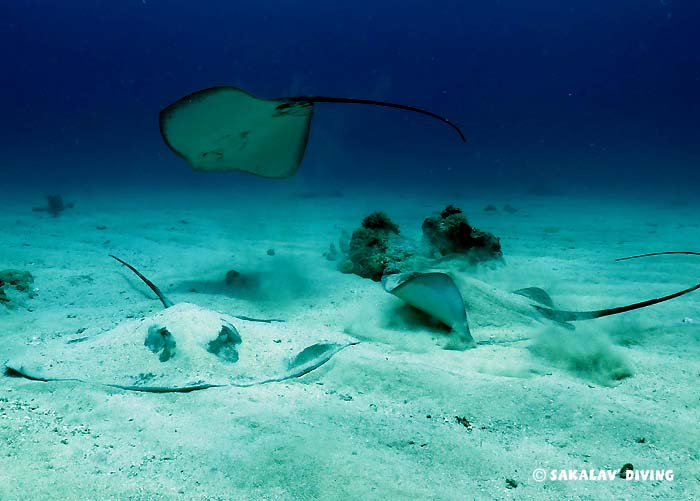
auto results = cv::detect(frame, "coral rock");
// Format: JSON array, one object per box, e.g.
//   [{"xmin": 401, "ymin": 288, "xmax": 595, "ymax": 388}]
[
  {"xmin": 343, "ymin": 212, "xmax": 412, "ymax": 281},
  {"xmin": 0, "ymin": 270, "xmax": 35, "ymax": 305},
  {"xmin": 422, "ymin": 205, "xmax": 502, "ymax": 262}
]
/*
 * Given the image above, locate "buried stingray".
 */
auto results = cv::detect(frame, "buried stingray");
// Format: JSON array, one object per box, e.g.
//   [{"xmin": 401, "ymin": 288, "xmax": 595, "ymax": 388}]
[
  {"xmin": 5, "ymin": 256, "xmax": 357, "ymax": 392},
  {"xmin": 159, "ymin": 86, "xmax": 465, "ymax": 178},
  {"xmin": 382, "ymin": 270, "xmax": 700, "ymax": 350}
]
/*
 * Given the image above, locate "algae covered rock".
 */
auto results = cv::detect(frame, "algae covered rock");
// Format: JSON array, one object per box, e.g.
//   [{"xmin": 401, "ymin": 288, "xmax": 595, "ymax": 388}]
[
  {"xmin": 0, "ymin": 270, "xmax": 35, "ymax": 305},
  {"xmin": 359, "ymin": 211, "xmax": 400, "ymax": 234},
  {"xmin": 336, "ymin": 206, "xmax": 502, "ymax": 281},
  {"xmin": 341, "ymin": 212, "xmax": 414, "ymax": 281},
  {"xmin": 422, "ymin": 205, "xmax": 502, "ymax": 262}
]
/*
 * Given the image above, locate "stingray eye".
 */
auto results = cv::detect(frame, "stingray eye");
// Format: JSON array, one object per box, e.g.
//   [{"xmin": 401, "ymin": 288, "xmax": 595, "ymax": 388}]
[
  {"xmin": 207, "ymin": 322, "xmax": 242, "ymax": 363},
  {"xmin": 145, "ymin": 325, "xmax": 177, "ymax": 362}
]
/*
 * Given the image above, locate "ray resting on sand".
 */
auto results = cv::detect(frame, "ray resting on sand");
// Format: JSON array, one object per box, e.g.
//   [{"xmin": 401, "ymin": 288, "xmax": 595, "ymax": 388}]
[{"xmin": 4, "ymin": 256, "xmax": 357, "ymax": 392}]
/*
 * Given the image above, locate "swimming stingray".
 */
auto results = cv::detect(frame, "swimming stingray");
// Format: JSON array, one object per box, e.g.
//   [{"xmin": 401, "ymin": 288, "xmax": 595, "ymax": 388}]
[
  {"xmin": 4, "ymin": 256, "xmax": 357, "ymax": 392},
  {"xmin": 159, "ymin": 86, "xmax": 465, "ymax": 178},
  {"xmin": 382, "ymin": 270, "xmax": 700, "ymax": 350}
]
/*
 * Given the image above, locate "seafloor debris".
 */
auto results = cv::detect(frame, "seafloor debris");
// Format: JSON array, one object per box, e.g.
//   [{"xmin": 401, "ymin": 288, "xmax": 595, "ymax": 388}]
[
  {"xmin": 32, "ymin": 195, "xmax": 74, "ymax": 217},
  {"xmin": 455, "ymin": 416, "xmax": 474, "ymax": 430},
  {"xmin": 619, "ymin": 463, "xmax": 634, "ymax": 479},
  {"xmin": 224, "ymin": 269, "xmax": 255, "ymax": 289},
  {"xmin": 0, "ymin": 270, "xmax": 35, "ymax": 305}
]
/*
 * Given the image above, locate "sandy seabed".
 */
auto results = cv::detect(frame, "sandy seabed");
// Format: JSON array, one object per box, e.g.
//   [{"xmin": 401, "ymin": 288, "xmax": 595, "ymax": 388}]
[{"xmin": 1, "ymin": 184, "xmax": 699, "ymax": 500}]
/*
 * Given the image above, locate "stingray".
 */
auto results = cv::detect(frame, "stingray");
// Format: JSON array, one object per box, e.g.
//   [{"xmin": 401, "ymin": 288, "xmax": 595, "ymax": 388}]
[
  {"xmin": 159, "ymin": 86, "xmax": 465, "ymax": 178},
  {"xmin": 382, "ymin": 270, "xmax": 700, "ymax": 350},
  {"xmin": 4, "ymin": 256, "xmax": 357, "ymax": 392}
]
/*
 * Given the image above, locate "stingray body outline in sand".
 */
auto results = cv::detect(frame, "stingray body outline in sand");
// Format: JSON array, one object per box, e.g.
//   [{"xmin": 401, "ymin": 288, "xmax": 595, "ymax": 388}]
[
  {"xmin": 5, "ymin": 256, "xmax": 358, "ymax": 393},
  {"xmin": 382, "ymin": 269, "xmax": 700, "ymax": 350}
]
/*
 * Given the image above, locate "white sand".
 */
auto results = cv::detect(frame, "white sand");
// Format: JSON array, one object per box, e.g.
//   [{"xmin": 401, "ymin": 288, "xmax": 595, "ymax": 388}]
[{"xmin": 1, "ymin": 185, "xmax": 699, "ymax": 499}]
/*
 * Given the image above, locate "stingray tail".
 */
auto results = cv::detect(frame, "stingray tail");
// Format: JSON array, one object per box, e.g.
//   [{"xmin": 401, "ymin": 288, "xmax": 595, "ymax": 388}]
[
  {"xmin": 525, "ymin": 252, "xmax": 700, "ymax": 322},
  {"xmin": 616, "ymin": 251, "xmax": 700, "ymax": 261},
  {"xmin": 287, "ymin": 95, "xmax": 467, "ymax": 142},
  {"xmin": 109, "ymin": 255, "xmax": 174, "ymax": 309},
  {"xmin": 534, "ymin": 282, "xmax": 700, "ymax": 322}
]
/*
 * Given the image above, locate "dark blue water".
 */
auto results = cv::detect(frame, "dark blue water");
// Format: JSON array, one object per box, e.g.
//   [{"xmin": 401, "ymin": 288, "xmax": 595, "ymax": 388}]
[{"xmin": 3, "ymin": 1, "xmax": 699, "ymax": 194}]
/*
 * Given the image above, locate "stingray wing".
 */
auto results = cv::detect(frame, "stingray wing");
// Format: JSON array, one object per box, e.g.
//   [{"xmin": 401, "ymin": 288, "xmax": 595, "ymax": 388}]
[
  {"xmin": 160, "ymin": 86, "xmax": 313, "ymax": 178},
  {"xmin": 512, "ymin": 287, "xmax": 555, "ymax": 308},
  {"xmin": 383, "ymin": 272, "xmax": 475, "ymax": 350}
]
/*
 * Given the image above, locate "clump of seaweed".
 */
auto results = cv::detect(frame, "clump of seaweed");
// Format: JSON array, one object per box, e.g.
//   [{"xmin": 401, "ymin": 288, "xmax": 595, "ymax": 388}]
[
  {"xmin": 32, "ymin": 195, "xmax": 74, "ymax": 217},
  {"xmin": 0, "ymin": 270, "xmax": 35, "ymax": 305},
  {"xmin": 422, "ymin": 205, "xmax": 502, "ymax": 263}
]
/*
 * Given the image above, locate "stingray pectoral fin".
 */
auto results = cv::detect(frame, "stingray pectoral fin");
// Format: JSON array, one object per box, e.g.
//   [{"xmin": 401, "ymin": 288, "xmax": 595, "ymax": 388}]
[
  {"xmin": 233, "ymin": 314, "xmax": 285, "ymax": 323},
  {"xmin": 512, "ymin": 287, "xmax": 573, "ymax": 327},
  {"xmin": 285, "ymin": 341, "xmax": 358, "ymax": 378},
  {"xmin": 513, "ymin": 287, "xmax": 555, "ymax": 308},
  {"xmin": 5, "ymin": 363, "xmax": 220, "ymax": 393},
  {"xmin": 532, "ymin": 282, "xmax": 700, "ymax": 322},
  {"xmin": 382, "ymin": 272, "xmax": 476, "ymax": 350},
  {"xmin": 5, "ymin": 363, "xmax": 98, "ymax": 388},
  {"xmin": 443, "ymin": 324, "xmax": 477, "ymax": 350},
  {"xmin": 106, "ymin": 382, "xmax": 221, "ymax": 393},
  {"xmin": 532, "ymin": 305, "xmax": 593, "ymax": 322},
  {"xmin": 234, "ymin": 342, "xmax": 357, "ymax": 386},
  {"xmin": 5, "ymin": 362, "xmax": 51, "ymax": 381}
]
